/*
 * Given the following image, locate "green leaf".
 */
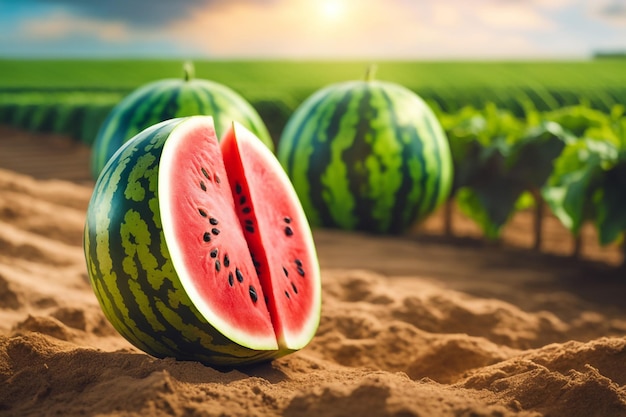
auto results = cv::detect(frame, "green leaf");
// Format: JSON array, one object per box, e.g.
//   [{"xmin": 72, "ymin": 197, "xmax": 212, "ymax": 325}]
[
  {"xmin": 455, "ymin": 140, "xmax": 524, "ymax": 240},
  {"xmin": 594, "ymin": 154, "xmax": 626, "ymax": 245},
  {"xmin": 545, "ymin": 105, "xmax": 609, "ymax": 137},
  {"xmin": 456, "ymin": 184, "xmax": 520, "ymax": 240},
  {"xmin": 542, "ymin": 166, "xmax": 599, "ymax": 234},
  {"xmin": 444, "ymin": 109, "xmax": 489, "ymax": 191},
  {"xmin": 456, "ymin": 121, "xmax": 568, "ymax": 239},
  {"xmin": 542, "ymin": 137, "xmax": 618, "ymax": 235},
  {"xmin": 506, "ymin": 121, "xmax": 568, "ymax": 189},
  {"xmin": 445, "ymin": 103, "xmax": 625, "ymax": 244}
]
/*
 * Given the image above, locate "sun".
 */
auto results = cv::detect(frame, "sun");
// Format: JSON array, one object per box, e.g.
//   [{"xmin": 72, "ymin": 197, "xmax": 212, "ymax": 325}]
[{"xmin": 320, "ymin": 0, "xmax": 346, "ymax": 21}]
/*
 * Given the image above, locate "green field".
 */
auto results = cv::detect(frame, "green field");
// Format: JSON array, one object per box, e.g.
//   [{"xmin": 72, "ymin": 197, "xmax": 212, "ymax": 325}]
[
  {"xmin": 2, "ymin": 58, "xmax": 625, "ymax": 144},
  {"xmin": 1, "ymin": 59, "xmax": 625, "ymax": 108},
  {"xmin": 0, "ymin": 58, "xmax": 625, "ymax": 256}
]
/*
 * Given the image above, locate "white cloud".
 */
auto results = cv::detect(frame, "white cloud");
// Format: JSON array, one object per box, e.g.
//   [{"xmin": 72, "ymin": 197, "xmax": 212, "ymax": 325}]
[
  {"xmin": 161, "ymin": 0, "xmax": 548, "ymax": 58},
  {"xmin": 4, "ymin": 0, "xmax": 609, "ymax": 58},
  {"xmin": 431, "ymin": 3, "xmax": 464, "ymax": 28},
  {"xmin": 593, "ymin": 0, "xmax": 626, "ymax": 25},
  {"xmin": 476, "ymin": 2, "xmax": 557, "ymax": 30},
  {"xmin": 161, "ymin": 0, "xmax": 555, "ymax": 58},
  {"xmin": 538, "ymin": 0, "xmax": 577, "ymax": 9},
  {"xmin": 18, "ymin": 11, "xmax": 131, "ymax": 42},
  {"xmin": 166, "ymin": 0, "xmax": 363, "ymax": 57}
]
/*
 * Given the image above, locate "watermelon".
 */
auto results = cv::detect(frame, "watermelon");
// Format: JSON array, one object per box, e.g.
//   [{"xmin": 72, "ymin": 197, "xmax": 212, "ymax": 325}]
[
  {"xmin": 84, "ymin": 116, "xmax": 321, "ymax": 366},
  {"xmin": 90, "ymin": 62, "xmax": 273, "ymax": 180},
  {"xmin": 277, "ymin": 68, "xmax": 453, "ymax": 234}
]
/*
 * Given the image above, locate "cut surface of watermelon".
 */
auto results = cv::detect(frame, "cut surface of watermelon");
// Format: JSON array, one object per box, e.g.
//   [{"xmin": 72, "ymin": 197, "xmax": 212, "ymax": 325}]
[
  {"xmin": 221, "ymin": 122, "xmax": 321, "ymax": 350},
  {"xmin": 158, "ymin": 117, "xmax": 320, "ymax": 352}
]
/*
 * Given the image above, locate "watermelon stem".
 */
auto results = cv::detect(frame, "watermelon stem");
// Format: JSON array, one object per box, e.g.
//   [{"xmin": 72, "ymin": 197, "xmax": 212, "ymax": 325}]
[
  {"xmin": 364, "ymin": 64, "xmax": 377, "ymax": 82},
  {"xmin": 183, "ymin": 61, "xmax": 195, "ymax": 82}
]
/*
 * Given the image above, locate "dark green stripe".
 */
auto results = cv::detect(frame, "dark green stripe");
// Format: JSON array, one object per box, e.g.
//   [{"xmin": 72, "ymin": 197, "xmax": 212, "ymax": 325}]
[
  {"xmin": 94, "ymin": 83, "xmax": 169, "ymax": 174},
  {"xmin": 380, "ymin": 87, "xmax": 425, "ymax": 233},
  {"xmin": 280, "ymin": 84, "xmax": 345, "ymax": 177},
  {"xmin": 305, "ymin": 86, "xmax": 355, "ymax": 229},
  {"xmin": 185, "ymin": 86, "xmax": 208, "ymax": 117},
  {"xmin": 343, "ymin": 86, "xmax": 381, "ymax": 232},
  {"xmin": 128, "ymin": 86, "xmax": 178, "ymax": 136},
  {"xmin": 88, "ymin": 122, "xmax": 180, "ymax": 357},
  {"xmin": 418, "ymin": 112, "xmax": 445, "ymax": 218},
  {"xmin": 197, "ymin": 84, "xmax": 220, "ymax": 118}
]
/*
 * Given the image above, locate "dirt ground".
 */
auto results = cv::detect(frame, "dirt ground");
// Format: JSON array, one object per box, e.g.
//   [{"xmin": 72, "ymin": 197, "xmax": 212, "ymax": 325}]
[{"xmin": 0, "ymin": 126, "xmax": 625, "ymax": 417}]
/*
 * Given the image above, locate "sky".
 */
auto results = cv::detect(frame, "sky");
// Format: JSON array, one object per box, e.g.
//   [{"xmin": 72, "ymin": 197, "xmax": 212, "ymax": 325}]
[{"xmin": 0, "ymin": 0, "xmax": 625, "ymax": 60}]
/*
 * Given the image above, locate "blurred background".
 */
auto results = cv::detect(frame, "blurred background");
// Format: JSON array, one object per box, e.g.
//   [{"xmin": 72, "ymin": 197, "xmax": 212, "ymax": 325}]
[
  {"xmin": 0, "ymin": 0, "xmax": 625, "ymax": 265},
  {"xmin": 1, "ymin": 0, "xmax": 625, "ymax": 59}
]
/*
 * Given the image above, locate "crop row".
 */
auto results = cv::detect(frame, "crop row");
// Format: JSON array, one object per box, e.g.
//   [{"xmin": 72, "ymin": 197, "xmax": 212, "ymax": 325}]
[
  {"xmin": 1, "ymin": 83, "xmax": 624, "ymax": 147},
  {"xmin": 2, "ymin": 59, "xmax": 625, "ymax": 97},
  {"xmin": 1, "ymin": 89, "xmax": 624, "ymax": 265},
  {"xmin": 0, "ymin": 92, "xmax": 296, "ymax": 147},
  {"xmin": 422, "ymin": 85, "xmax": 626, "ymax": 116},
  {"xmin": 0, "ymin": 93, "xmax": 120, "ymax": 146},
  {"xmin": 435, "ymin": 101, "xmax": 626, "ymax": 266}
]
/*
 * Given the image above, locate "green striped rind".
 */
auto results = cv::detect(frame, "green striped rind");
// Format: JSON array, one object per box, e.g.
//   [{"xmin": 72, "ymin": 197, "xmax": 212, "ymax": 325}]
[
  {"xmin": 278, "ymin": 80, "xmax": 453, "ymax": 234},
  {"xmin": 84, "ymin": 118, "xmax": 281, "ymax": 366},
  {"xmin": 90, "ymin": 78, "xmax": 272, "ymax": 180}
]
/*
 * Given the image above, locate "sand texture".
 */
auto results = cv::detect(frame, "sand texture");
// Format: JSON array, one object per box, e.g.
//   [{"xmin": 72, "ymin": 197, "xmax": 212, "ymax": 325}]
[{"xmin": 0, "ymin": 166, "xmax": 625, "ymax": 417}]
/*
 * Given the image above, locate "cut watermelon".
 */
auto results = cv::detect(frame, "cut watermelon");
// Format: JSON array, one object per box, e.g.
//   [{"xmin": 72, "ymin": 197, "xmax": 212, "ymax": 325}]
[
  {"xmin": 221, "ymin": 123, "xmax": 321, "ymax": 351},
  {"xmin": 84, "ymin": 116, "xmax": 321, "ymax": 365}
]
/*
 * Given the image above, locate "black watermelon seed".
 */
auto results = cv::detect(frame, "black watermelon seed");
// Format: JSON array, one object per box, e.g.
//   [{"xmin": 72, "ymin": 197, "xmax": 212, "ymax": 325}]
[
  {"xmin": 223, "ymin": 254, "xmax": 230, "ymax": 267},
  {"xmin": 228, "ymin": 272, "xmax": 234, "ymax": 287},
  {"xmin": 249, "ymin": 286, "xmax": 258, "ymax": 303},
  {"xmin": 284, "ymin": 226, "xmax": 293, "ymax": 236},
  {"xmin": 253, "ymin": 259, "xmax": 261, "ymax": 267},
  {"xmin": 245, "ymin": 219, "xmax": 253, "ymax": 225},
  {"xmin": 240, "ymin": 196, "xmax": 247, "ymax": 205},
  {"xmin": 209, "ymin": 217, "xmax": 218, "ymax": 225},
  {"xmin": 294, "ymin": 259, "xmax": 302, "ymax": 267},
  {"xmin": 210, "ymin": 249, "xmax": 218, "ymax": 258},
  {"xmin": 297, "ymin": 266, "xmax": 305, "ymax": 277},
  {"xmin": 215, "ymin": 260, "xmax": 221, "ymax": 272},
  {"xmin": 203, "ymin": 232, "xmax": 211, "ymax": 242},
  {"xmin": 201, "ymin": 167, "xmax": 210, "ymax": 179},
  {"xmin": 291, "ymin": 282, "xmax": 298, "ymax": 294},
  {"xmin": 284, "ymin": 291, "xmax": 290, "ymax": 299},
  {"xmin": 283, "ymin": 266, "xmax": 288, "ymax": 277},
  {"xmin": 215, "ymin": 174, "xmax": 221, "ymax": 184},
  {"xmin": 235, "ymin": 182, "xmax": 242, "ymax": 194},
  {"xmin": 284, "ymin": 216, "xmax": 292, "ymax": 223},
  {"xmin": 212, "ymin": 228, "xmax": 220, "ymax": 235},
  {"xmin": 198, "ymin": 209, "xmax": 207, "ymax": 217},
  {"xmin": 245, "ymin": 225, "xmax": 254, "ymax": 233},
  {"xmin": 200, "ymin": 181, "xmax": 207, "ymax": 191},
  {"xmin": 264, "ymin": 296, "xmax": 269, "ymax": 305},
  {"xmin": 242, "ymin": 207, "xmax": 251, "ymax": 214},
  {"xmin": 236, "ymin": 268, "xmax": 244, "ymax": 283}
]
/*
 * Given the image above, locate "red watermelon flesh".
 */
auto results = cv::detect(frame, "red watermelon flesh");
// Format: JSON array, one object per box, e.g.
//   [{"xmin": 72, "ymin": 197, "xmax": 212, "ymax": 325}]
[
  {"xmin": 159, "ymin": 117, "xmax": 320, "ymax": 353},
  {"xmin": 221, "ymin": 122, "xmax": 321, "ymax": 350}
]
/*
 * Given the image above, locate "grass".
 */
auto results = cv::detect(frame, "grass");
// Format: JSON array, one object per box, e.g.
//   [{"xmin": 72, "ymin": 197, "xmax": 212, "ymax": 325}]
[
  {"xmin": 1, "ymin": 59, "xmax": 625, "ymax": 100},
  {"xmin": 1, "ymin": 58, "xmax": 625, "ymax": 145}
]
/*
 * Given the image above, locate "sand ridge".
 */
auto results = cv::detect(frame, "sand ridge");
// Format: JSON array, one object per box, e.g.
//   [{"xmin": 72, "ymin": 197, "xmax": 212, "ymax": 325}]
[{"xmin": 0, "ymin": 167, "xmax": 625, "ymax": 417}]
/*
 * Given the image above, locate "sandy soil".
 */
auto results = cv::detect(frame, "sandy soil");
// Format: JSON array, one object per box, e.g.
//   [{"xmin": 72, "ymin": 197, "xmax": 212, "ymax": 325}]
[{"xmin": 0, "ymin": 131, "xmax": 625, "ymax": 416}]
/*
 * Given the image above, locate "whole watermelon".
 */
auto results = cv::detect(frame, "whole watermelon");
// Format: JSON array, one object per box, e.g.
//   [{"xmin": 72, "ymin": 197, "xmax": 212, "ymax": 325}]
[
  {"xmin": 277, "ymin": 68, "xmax": 453, "ymax": 234},
  {"xmin": 90, "ymin": 62, "xmax": 272, "ymax": 179}
]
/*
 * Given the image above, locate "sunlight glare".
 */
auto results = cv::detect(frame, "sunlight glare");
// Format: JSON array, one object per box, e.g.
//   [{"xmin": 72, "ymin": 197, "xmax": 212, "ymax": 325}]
[{"xmin": 321, "ymin": 0, "xmax": 346, "ymax": 21}]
